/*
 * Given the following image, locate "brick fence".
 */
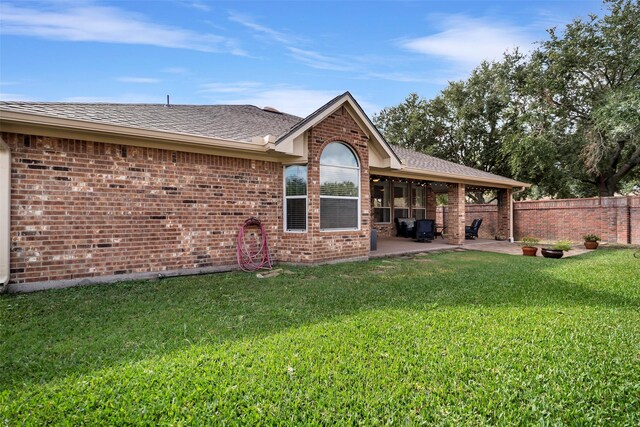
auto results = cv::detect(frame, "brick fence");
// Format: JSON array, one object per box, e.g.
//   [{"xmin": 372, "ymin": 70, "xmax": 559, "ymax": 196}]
[{"xmin": 437, "ymin": 196, "xmax": 639, "ymax": 244}]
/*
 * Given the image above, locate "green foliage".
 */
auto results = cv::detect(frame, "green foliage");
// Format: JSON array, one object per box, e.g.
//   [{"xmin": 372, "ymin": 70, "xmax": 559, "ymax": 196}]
[
  {"xmin": 583, "ymin": 234, "xmax": 601, "ymax": 242},
  {"xmin": 505, "ymin": 0, "xmax": 640, "ymax": 197},
  {"xmin": 551, "ymin": 240, "xmax": 574, "ymax": 251},
  {"xmin": 2, "ymin": 250, "xmax": 639, "ymax": 425},
  {"xmin": 376, "ymin": 0, "xmax": 640, "ymax": 198},
  {"xmin": 374, "ymin": 62, "xmax": 514, "ymax": 203},
  {"xmin": 519, "ymin": 236, "xmax": 540, "ymax": 247}
]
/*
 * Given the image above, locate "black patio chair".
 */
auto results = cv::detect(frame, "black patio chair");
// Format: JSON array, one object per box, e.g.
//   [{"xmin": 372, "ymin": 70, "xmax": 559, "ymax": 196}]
[
  {"xmin": 465, "ymin": 218, "xmax": 483, "ymax": 239},
  {"xmin": 415, "ymin": 219, "xmax": 435, "ymax": 242},
  {"xmin": 395, "ymin": 217, "xmax": 416, "ymax": 238}
]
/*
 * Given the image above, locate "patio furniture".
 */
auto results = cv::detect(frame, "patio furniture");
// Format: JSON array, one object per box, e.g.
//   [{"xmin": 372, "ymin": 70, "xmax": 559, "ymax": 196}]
[
  {"xmin": 435, "ymin": 225, "xmax": 447, "ymax": 239},
  {"xmin": 415, "ymin": 219, "xmax": 435, "ymax": 242},
  {"xmin": 465, "ymin": 218, "xmax": 483, "ymax": 239},
  {"xmin": 395, "ymin": 217, "xmax": 416, "ymax": 238}
]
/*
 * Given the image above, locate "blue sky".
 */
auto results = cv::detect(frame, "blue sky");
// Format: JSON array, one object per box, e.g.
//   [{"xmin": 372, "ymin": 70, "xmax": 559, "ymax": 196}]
[{"xmin": 0, "ymin": 0, "xmax": 603, "ymax": 117}]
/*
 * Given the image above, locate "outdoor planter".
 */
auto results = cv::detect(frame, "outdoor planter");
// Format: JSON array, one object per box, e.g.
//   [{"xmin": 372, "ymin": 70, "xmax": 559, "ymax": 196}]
[
  {"xmin": 519, "ymin": 236, "xmax": 540, "ymax": 256},
  {"xmin": 584, "ymin": 241, "xmax": 599, "ymax": 249},
  {"xmin": 541, "ymin": 240, "xmax": 572, "ymax": 259},
  {"xmin": 583, "ymin": 234, "xmax": 601, "ymax": 250},
  {"xmin": 541, "ymin": 248, "xmax": 564, "ymax": 258}
]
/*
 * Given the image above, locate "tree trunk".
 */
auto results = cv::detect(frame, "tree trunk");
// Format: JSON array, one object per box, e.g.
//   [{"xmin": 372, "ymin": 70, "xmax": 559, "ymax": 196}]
[{"xmin": 596, "ymin": 176, "xmax": 617, "ymax": 197}]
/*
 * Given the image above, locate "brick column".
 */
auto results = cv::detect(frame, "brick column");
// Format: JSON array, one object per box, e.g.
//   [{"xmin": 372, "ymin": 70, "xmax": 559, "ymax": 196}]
[
  {"xmin": 426, "ymin": 184, "xmax": 436, "ymax": 220},
  {"xmin": 447, "ymin": 183, "xmax": 465, "ymax": 245},
  {"xmin": 496, "ymin": 188, "xmax": 511, "ymax": 240}
]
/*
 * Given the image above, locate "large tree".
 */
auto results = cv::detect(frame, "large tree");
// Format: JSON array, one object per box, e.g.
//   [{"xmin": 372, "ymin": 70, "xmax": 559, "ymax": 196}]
[
  {"xmin": 505, "ymin": 0, "xmax": 640, "ymax": 197},
  {"xmin": 376, "ymin": 0, "xmax": 639, "ymax": 198},
  {"xmin": 374, "ymin": 61, "xmax": 514, "ymax": 202}
]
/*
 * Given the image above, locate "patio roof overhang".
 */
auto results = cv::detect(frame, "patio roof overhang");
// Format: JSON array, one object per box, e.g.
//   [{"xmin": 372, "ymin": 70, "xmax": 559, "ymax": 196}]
[{"xmin": 370, "ymin": 167, "xmax": 530, "ymax": 191}]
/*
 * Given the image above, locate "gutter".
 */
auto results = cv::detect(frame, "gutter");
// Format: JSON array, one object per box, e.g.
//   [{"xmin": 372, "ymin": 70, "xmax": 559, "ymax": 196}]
[
  {"xmin": 510, "ymin": 186, "xmax": 527, "ymax": 243},
  {"xmin": 0, "ymin": 138, "xmax": 9, "ymax": 291}
]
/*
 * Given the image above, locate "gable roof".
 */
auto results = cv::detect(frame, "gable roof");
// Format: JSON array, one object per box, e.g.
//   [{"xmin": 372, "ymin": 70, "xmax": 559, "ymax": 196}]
[{"xmin": 274, "ymin": 91, "xmax": 402, "ymax": 169}]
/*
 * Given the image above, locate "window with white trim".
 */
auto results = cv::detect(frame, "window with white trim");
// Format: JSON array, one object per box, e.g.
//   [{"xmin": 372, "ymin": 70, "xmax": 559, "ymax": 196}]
[
  {"xmin": 372, "ymin": 181, "xmax": 391, "ymax": 223},
  {"xmin": 393, "ymin": 182, "xmax": 409, "ymax": 219},
  {"xmin": 284, "ymin": 165, "xmax": 307, "ymax": 232},
  {"xmin": 320, "ymin": 142, "xmax": 360, "ymax": 230},
  {"xmin": 411, "ymin": 183, "xmax": 426, "ymax": 220}
]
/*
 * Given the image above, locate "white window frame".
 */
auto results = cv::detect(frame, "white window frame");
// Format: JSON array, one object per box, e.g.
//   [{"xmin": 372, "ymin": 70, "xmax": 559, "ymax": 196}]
[
  {"xmin": 283, "ymin": 164, "xmax": 308, "ymax": 233},
  {"xmin": 319, "ymin": 142, "xmax": 360, "ymax": 232},
  {"xmin": 372, "ymin": 181, "xmax": 391, "ymax": 224},
  {"xmin": 393, "ymin": 182, "xmax": 409, "ymax": 220},
  {"xmin": 411, "ymin": 183, "xmax": 426, "ymax": 220}
]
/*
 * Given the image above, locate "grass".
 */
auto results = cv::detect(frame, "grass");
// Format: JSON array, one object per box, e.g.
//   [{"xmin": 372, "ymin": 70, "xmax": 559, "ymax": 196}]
[{"xmin": 1, "ymin": 249, "xmax": 639, "ymax": 425}]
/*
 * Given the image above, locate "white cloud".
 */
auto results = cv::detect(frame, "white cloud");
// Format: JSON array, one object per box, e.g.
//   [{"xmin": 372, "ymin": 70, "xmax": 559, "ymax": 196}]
[
  {"xmin": 400, "ymin": 14, "xmax": 536, "ymax": 66},
  {"xmin": 62, "ymin": 94, "xmax": 165, "ymax": 103},
  {"xmin": 0, "ymin": 92, "xmax": 33, "ymax": 101},
  {"xmin": 201, "ymin": 82, "xmax": 380, "ymax": 117},
  {"xmin": 228, "ymin": 12, "xmax": 298, "ymax": 45},
  {"xmin": 200, "ymin": 81, "xmax": 264, "ymax": 94},
  {"xmin": 117, "ymin": 77, "xmax": 161, "ymax": 84},
  {"xmin": 287, "ymin": 47, "xmax": 354, "ymax": 72},
  {"xmin": 0, "ymin": 2, "xmax": 246, "ymax": 55}
]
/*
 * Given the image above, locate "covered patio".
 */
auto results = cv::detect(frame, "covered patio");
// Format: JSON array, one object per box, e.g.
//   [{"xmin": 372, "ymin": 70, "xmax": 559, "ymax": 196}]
[{"xmin": 370, "ymin": 236, "xmax": 591, "ymax": 258}]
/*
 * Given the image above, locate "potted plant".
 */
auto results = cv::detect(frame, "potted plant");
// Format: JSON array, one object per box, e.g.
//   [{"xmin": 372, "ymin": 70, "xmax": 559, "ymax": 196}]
[
  {"xmin": 519, "ymin": 236, "xmax": 540, "ymax": 256},
  {"xmin": 583, "ymin": 234, "xmax": 601, "ymax": 249},
  {"xmin": 541, "ymin": 240, "xmax": 572, "ymax": 259}
]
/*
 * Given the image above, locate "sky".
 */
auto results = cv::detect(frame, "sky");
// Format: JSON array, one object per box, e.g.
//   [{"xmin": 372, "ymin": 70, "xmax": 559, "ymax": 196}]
[{"xmin": 0, "ymin": 0, "xmax": 604, "ymax": 117}]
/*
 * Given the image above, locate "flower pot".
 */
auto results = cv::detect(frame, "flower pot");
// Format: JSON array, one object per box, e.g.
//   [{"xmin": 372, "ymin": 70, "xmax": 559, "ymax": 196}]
[
  {"xmin": 584, "ymin": 241, "xmax": 599, "ymax": 250},
  {"xmin": 541, "ymin": 248, "xmax": 564, "ymax": 259},
  {"xmin": 522, "ymin": 246, "xmax": 538, "ymax": 256}
]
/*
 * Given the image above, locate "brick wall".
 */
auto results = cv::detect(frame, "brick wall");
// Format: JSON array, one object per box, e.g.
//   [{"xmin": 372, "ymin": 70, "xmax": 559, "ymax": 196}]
[
  {"xmin": 5, "ymin": 132, "xmax": 283, "ymax": 284},
  {"xmin": 515, "ymin": 196, "xmax": 638, "ymax": 244},
  {"xmin": 437, "ymin": 196, "xmax": 639, "ymax": 243},
  {"xmin": 304, "ymin": 106, "xmax": 370, "ymax": 263}
]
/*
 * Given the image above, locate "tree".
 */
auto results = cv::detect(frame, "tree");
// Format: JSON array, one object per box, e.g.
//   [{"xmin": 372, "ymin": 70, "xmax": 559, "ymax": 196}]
[
  {"xmin": 505, "ymin": 0, "xmax": 640, "ymax": 197},
  {"xmin": 374, "ymin": 61, "xmax": 515, "ymax": 203}
]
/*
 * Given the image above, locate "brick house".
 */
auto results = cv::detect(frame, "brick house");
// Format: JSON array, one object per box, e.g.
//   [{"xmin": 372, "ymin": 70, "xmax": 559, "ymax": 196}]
[{"xmin": 0, "ymin": 92, "xmax": 528, "ymax": 291}]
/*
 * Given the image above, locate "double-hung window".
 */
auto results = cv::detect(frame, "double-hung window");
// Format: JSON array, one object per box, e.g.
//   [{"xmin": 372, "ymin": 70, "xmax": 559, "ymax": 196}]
[
  {"xmin": 393, "ymin": 182, "xmax": 409, "ymax": 219},
  {"xmin": 320, "ymin": 142, "xmax": 360, "ymax": 230},
  {"xmin": 284, "ymin": 165, "xmax": 307, "ymax": 232},
  {"xmin": 411, "ymin": 183, "xmax": 426, "ymax": 220},
  {"xmin": 372, "ymin": 181, "xmax": 391, "ymax": 223}
]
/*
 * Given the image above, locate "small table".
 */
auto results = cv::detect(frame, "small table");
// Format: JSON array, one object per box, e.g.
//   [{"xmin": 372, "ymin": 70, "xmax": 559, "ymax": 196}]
[{"xmin": 435, "ymin": 225, "xmax": 447, "ymax": 240}]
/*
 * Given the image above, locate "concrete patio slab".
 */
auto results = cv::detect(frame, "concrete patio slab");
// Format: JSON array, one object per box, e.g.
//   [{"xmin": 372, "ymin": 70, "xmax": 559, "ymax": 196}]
[{"xmin": 371, "ymin": 237, "xmax": 593, "ymax": 258}]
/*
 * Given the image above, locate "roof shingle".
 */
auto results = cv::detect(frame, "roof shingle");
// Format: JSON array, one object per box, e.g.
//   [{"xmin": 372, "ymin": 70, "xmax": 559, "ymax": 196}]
[{"xmin": 0, "ymin": 102, "xmax": 303, "ymax": 142}]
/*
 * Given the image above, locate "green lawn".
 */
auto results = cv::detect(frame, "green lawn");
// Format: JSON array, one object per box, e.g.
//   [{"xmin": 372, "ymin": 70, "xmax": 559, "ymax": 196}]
[{"xmin": 1, "ymin": 249, "xmax": 639, "ymax": 425}]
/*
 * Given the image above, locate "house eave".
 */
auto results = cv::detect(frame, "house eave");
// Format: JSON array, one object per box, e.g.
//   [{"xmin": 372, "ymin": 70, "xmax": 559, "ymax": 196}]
[
  {"xmin": 370, "ymin": 166, "xmax": 531, "ymax": 189},
  {"xmin": 0, "ymin": 110, "xmax": 297, "ymax": 162}
]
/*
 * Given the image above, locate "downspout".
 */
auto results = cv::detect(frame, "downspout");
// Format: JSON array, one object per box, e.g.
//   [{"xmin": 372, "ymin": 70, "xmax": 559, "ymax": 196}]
[
  {"xmin": 0, "ymin": 138, "xmax": 10, "ymax": 291},
  {"xmin": 509, "ymin": 186, "xmax": 526, "ymax": 243}
]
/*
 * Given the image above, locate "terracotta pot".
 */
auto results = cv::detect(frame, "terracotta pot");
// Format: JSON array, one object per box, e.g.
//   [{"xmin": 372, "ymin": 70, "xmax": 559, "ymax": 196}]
[
  {"xmin": 522, "ymin": 246, "xmax": 538, "ymax": 256},
  {"xmin": 584, "ymin": 241, "xmax": 599, "ymax": 250},
  {"xmin": 541, "ymin": 248, "xmax": 564, "ymax": 259}
]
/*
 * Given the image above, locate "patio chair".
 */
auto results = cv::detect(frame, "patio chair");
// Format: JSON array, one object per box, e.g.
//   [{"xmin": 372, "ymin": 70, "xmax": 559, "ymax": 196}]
[
  {"xmin": 465, "ymin": 218, "xmax": 483, "ymax": 239},
  {"xmin": 415, "ymin": 219, "xmax": 435, "ymax": 242},
  {"xmin": 395, "ymin": 217, "xmax": 416, "ymax": 238}
]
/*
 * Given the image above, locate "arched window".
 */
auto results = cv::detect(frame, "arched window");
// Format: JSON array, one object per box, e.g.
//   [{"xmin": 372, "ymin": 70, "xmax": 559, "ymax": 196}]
[{"xmin": 319, "ymin": 142, "xmax": 360, "ymax": 230}]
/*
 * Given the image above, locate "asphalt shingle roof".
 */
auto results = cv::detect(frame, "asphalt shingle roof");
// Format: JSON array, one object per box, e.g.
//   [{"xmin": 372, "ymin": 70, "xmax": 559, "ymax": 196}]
[
  {"xmin": 0, "ymin": 100, "xmax": 526, "ymax": 186},
  {"xmin": 390, "ymin": 145, "xmax": 522, "ymax": 185},
  {"xmin": 0, "ymin": 102, "xmax": 303, "ymax": 142}
]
